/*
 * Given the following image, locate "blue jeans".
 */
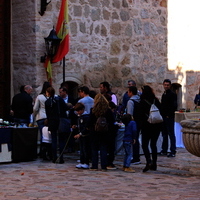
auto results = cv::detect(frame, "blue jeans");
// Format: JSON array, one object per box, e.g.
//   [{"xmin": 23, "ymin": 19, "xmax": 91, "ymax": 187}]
[
  {"xmin": 123, "ymin": 141, "xmax": 132, "ymax": 167},
  {"xmin": 162, "ymin": 117, "xmax": 176, "ymax": 154},
  {"xmin": 115, "ymin": 129, "xmax": 124, "ymax": 154},
  {"xmin": 37, "ymin": 119, "xmax": 46, "ymax": 144}
]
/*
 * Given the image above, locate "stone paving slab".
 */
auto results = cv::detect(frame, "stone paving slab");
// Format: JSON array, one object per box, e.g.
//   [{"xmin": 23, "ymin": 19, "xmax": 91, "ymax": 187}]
[{"xmin": 0, "ymin": 148, "xmax": 200, "ymax": 200}]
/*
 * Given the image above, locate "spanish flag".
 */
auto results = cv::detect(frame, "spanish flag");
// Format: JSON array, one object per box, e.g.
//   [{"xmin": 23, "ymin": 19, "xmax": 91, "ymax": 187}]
[
  {"xmin": 53, "ymin": 0, "xmax": 69, "ymax": 63},
  {"xmin": 44, "ymin": 57, "xmax": 52, "ymax": 84}
]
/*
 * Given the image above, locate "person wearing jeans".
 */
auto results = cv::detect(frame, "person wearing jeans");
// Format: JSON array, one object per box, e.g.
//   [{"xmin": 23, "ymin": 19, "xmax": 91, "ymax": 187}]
[
  {"xmin": 121, "ymin": 114, "xmax": 137, "ymax": 173},
  {"xmin": 160, "ymin": 79, "xmax": 177, "ymax": 157},
  {"xmin": 88, "ymin": 94, "xmax": 115, "ymax": 171}
]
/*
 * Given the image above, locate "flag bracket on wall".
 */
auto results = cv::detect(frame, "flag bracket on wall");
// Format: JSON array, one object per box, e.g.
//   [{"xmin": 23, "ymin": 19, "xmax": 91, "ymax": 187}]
[{"xmin": 39, "ymin": 0, "xmax": 51, "ymax": 16}]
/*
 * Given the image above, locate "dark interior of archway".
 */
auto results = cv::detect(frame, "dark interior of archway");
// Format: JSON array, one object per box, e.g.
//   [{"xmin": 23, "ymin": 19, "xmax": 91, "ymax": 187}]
[
  {"xmin": 60, "ymin": 81, "xmax": 79, "ymax": 99},
  {"xmin": 171, "ymin": 83, "xmax": 181, "ymax": 93}
]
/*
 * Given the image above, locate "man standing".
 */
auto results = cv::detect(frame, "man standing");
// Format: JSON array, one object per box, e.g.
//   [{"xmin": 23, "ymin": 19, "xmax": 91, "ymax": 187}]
[
  {"xmin": 99, "ymin": 81, "xmax": 117, "ymax": 105},
  {"xmin": 59, "ymin": 86, "xmax": 75, "ymax": 153},
  {"xmin": 126, "ymin": 86, "xmax": 141, "ymax": 164},
  {"xmin": 11, "ymin": 85, "xmax": 33, "ymax": 124},
  {"xmin": 78, "ymin": 86, "xmax": 94, "ymax": 114},
  {"xmin": 59, "ymin": 87, "xmax": 75, "ymax": 105},
  {"xmin": 160, "ymin": 79, "xmax": 177, "ymax": 157},
  {"xmin": 122, "ymin": 80, "xmax": 142, "ymax": 109},
  {"xmin": 122, "ymin": 80, "xmax": 137, "ymax": 109}
]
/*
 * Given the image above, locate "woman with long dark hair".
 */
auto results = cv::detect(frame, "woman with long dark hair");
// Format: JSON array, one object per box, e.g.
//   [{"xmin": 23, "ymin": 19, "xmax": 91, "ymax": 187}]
[
  {"xmin": 140, "ymin": 85, "xmax": 162, "ymax": 172},
  {"xmin": 45, "ymin": 87, "xmax": 68, "ymax": 163},
  {"xmin": 88, "ymin": 94, "xmax": 115, "ymax": 171}
]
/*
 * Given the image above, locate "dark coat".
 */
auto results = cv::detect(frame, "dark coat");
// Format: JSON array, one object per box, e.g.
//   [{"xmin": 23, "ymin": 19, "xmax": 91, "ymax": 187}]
[
  {"xmin": 77, "ymin": 112, "xmax": 90, "ymax": 136},
  {"xmin": 161, "ymin": 89, "xmax": 177, "ymax": 118},
  {"xmin": 68, "ymin": 95, "xmax": 76, "ymax": 106},
  {"xmin": 45, "ymin": 96, "xmax": 67, "ymax": 132},
  {"xmin": 87, "ymin": 108, "xmax": 115, "ymax": 139},
  {"xmin": 11, "ymin": 91, "xmax": 33, "ymax": 120},
  {"xmin": 194, "ymin": 94, "xmax": 200, "ymax": 106}
]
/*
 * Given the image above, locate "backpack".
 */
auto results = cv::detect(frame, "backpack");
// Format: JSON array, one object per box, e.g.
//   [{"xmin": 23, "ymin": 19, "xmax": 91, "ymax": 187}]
[
  {"xmin": 95, "ymin": 116, "xmax": 109, "ymax": 133},
  {"xmin": 131, "ymin": 99, "xmax": 140, "ymax": 122},
  {"xmin": 147, "ymin": 103, "xmax": 163, "ymax": 124}
]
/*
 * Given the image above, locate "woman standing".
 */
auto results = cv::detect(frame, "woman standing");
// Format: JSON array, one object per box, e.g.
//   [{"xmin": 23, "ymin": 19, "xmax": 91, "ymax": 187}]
[
  {"xmin": 45, "ymin": 87, "xmax": 68, "ymax": 164},
  {"xmin": 140, "ymin": 85, "xmax": 162, "ymax": 172},
  {"xmin": 88, "ymin": 94, "xmax": 115, "ymax": 171},
  {"xmin": 33, "ymin": 82, "xmax": 51, "ymax": 156}
]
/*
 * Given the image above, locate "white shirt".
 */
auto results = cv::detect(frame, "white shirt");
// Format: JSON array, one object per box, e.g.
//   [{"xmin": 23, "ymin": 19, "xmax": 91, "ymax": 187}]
[{"xmin": 42, "ymin": 126, "xmax": 52, "ymax": 143}]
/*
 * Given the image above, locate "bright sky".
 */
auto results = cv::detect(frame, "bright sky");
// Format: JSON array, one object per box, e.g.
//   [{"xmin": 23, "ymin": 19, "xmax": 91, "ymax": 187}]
[{"xmin": 168, "ymin": 0, "xmax": 200, "ymax": 71}]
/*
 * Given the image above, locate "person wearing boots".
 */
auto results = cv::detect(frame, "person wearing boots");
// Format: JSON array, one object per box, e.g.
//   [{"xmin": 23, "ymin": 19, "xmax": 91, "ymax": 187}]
[{"xmin": 139, "ymin": 85, "xmax": 162, "ymax": 172}]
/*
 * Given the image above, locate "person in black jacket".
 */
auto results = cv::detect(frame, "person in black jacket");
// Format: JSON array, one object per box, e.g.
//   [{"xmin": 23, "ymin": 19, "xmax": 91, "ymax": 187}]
[
  {"xmin": 160, "ymin": 79, "xmax": 177, "ymax": 157},
  {"xmin": 11, "ymin": 85, "xmax": 33, "ymax": 125},
  {"xmin": 45, "ymin": 87, "xmax": 68, "ymax": 164},
  {"xmin": 73, "ymin": 103, "xmax": 90, "ymax": 169},
  {"xmin": 139, "ymin": 85, "xmax": 162, "ymax": 172},
  {"xmin": 88, "ymin": 94, "xmax": 115, "ymax": 171}
]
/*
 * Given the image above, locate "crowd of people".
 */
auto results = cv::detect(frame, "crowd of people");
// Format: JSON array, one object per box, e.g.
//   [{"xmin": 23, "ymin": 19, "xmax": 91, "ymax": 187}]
[{"xmin": 10, "ymin": 79, "xmax": 178, "ymax": 173}]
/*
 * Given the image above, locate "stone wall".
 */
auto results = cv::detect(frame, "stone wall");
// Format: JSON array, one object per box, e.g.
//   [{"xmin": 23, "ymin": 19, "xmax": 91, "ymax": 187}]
[
  {"xmin": 12, "ymin": 0, "xmax": 199, "ymax": 109},
  {"xmin": 12, "ymin": 0, "xmax": 169, "ymax": 103},
  {"xmin": 12, "ymin": 0, "xmax": 38, "ymax": 96},
  {"xmin": 66, "ymin": 0, "xmax": 169, "ymax": 102}
]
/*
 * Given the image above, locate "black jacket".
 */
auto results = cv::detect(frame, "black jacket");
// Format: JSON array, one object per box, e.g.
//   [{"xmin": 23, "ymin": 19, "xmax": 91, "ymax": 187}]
[
  {"xmin": 161, "ymin": 89, "xmax": 177, "ymax": 118},
  {"xmin": 45, "ymin": 96, "xmax": 68, "ymax": 131},
  {"xmin": 77, "ymin": 112, "xmax": 90, "ymax": 136},
  {"xmin": 11, "ymin": 91, "xmax": 33, "ymax": 120}
]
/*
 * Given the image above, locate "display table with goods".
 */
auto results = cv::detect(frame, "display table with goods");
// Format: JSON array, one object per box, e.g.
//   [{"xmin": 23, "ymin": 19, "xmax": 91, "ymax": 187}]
[
  {"xmin": 11, "ymin": 127, "xmax": 38, "ymax": 162},
  {"xmin": 0, "ymin": 121, "xmax": 38, "ymax": 163},
  {"xmin": 175, "ymin": 111, "xmax": 200, "ymax": 148},
  {"xmin": 0, "ymin": 126, "xmax": 12, "ymax": 163}
]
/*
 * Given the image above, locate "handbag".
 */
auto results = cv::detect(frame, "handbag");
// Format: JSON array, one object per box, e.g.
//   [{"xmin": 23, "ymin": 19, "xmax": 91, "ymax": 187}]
[{"xmin": 147, "ymin": 100, "xmax": 163, "ymax": 124}]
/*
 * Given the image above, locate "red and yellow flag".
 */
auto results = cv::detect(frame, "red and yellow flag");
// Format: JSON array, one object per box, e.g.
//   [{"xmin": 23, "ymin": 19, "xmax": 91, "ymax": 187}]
[
  {"xmin": 44, "ymin": 57, "xmax": 52, "ymax": 84},
  {"xmin": 53, "ymin": 0, "xmax": 69, "ymax": 63}
]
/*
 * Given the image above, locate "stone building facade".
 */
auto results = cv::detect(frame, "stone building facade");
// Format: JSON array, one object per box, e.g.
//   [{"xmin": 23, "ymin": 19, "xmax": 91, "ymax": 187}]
[{"xmin": 10, "ymin": 0, "xmax": 200, "ymax": 111}]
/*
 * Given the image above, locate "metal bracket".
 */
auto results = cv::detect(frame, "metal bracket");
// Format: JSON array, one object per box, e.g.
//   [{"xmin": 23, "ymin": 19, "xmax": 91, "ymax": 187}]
[{"xmin": 39, "ymin": 0, "xmax": 51, "ymax": 16}]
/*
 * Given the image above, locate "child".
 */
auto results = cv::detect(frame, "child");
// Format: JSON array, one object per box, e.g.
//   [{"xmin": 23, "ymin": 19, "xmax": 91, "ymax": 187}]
[
  {"xmin": 121, "ymin": 114, "xmax": 137, "ymax": 172},
  {"xmin": 72, "ymin": 103, "xmax": 90, "ymax": 169},
  {"xmin": 41, "ymin": 119, "xmax": 52, "ymax": 161}
]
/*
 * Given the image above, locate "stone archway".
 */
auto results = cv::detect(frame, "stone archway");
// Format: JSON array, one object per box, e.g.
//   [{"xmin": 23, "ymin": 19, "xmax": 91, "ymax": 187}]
[
  {"xmin": 171, "ymin": 83, "xmax": 182, "ymax": 110},
  {"xmin": 60, "ymin": 81, "xmax": 79, "ymax": 100},
  {"xmin": 57, "ymin": 76, "xmax": 83, "ymax": 100}
]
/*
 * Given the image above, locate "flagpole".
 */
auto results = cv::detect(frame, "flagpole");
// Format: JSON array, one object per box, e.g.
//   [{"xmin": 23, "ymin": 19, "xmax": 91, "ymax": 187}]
[{"xmin": 63, "ymin": 56, "xmax": 65, "ymax": 82}]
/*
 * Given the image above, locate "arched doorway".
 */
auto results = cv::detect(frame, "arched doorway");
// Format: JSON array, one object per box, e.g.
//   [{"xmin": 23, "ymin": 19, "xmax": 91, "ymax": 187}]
[
  {"xmin": 60, "ymin": 81, "xmax": 79, "ymax": 100},
  {"xmin": 171, "ymin": 83, "xmax": 182, "ymax": 110}
]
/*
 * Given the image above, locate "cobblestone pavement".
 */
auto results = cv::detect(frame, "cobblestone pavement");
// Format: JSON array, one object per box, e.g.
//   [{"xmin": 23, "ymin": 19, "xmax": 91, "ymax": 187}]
[{"xmin": 0, "ymin": 148, "xmax": 200, "ymax": 200}]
